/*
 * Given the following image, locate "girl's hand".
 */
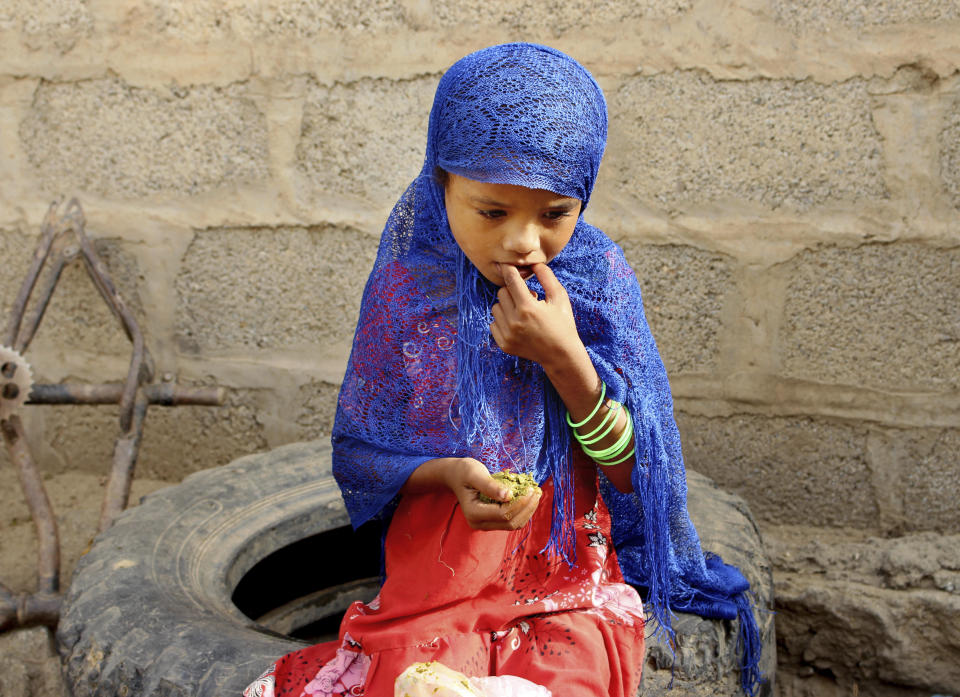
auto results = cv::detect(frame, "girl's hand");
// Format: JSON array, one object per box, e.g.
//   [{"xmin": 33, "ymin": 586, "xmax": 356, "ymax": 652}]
[
  {"xmin": 487, "ymin": 264, "xmax": 637, "ymax": 492},
  {"xmin": 489, "ymin": 262, "xmax": 584, "ymax": 370},
  {"xmin": 449, "ymin": 457, "xmax": 542, "ymax": 531}
]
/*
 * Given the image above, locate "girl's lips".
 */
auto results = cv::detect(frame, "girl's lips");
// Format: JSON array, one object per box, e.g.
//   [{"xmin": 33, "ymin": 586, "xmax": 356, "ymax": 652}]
[{"xmin": 497, "ymin": 262, "xmax": 535, "ymax": 280}]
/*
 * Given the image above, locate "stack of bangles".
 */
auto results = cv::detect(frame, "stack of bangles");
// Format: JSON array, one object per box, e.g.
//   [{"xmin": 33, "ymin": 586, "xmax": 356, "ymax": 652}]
[{"xmin": 565, "ymin": 383, "xmax": 635, "ymax": 466}]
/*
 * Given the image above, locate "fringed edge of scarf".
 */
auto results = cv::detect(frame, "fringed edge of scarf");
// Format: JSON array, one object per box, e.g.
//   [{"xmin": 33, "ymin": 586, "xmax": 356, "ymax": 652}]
[
  {"xmin": 627, "ymin": 397, "xmax": 765, "ymax": 697},
  {"xmin": 628, "ymin": 393, "xmax": 675, "ymax": 642},
  {"xmin": 454, "ymin": 255, "xmax": 502, "ymax": 447},
  {"xmin": 735, "ymin": 588, "xmax": 764, "ymax": 697},
  {"xmin": 540, "ymin": 385, "xmax": 576, "ymax": 566}
]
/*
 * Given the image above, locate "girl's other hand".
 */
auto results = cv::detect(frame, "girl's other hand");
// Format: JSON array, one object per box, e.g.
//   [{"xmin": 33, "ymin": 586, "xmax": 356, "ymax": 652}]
[
  {"xmin": 489, "ymin": 262, "xmax": 583, "ymax": 370},
  {"xmin": 450, "ymin": 457, "xmax": 542, "ymax": 531}
]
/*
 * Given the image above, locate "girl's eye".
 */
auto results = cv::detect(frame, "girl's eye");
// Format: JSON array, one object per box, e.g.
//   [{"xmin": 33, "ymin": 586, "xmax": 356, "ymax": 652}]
[
  {"xmin": 479, "ymin": 209, "xmax": 506, "ymax": 219},
  {"xmin": 544, "ymin": 210, "xmax": 572, "ymax": 220}
]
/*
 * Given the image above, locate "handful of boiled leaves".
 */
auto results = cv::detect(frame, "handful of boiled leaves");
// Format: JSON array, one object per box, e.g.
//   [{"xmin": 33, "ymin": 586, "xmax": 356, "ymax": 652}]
[{"xmin": 477, "ymin": 471, "xmax": 540, "ymax": 503}]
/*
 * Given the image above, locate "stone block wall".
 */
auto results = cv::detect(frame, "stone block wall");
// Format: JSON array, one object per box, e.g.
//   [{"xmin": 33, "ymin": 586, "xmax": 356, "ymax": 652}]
[{"xmin": 1, "ymin": 1, "xmax": 959, "ymax": 695}]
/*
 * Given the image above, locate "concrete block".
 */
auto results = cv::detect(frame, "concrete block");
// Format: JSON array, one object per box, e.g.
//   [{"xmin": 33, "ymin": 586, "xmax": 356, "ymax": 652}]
[
  {"xmin": 0, "ymin": 465, "xmax": 35, "ymax": 593},
  {"xmin": 0, "ymin": 229, "xmax": 38, "ymax": 319},
  {"xmin": 0, "ymin": 627, "xmax": 63, "ymax": 697},
  {"xmin": 136, "ymin": 387, "xmax": 269, "ymax": 481},
  {"xmin": 617, "ymin": 242, "xmax": 732, "ymax": 374},
  {"xmin": 0, "ymin": 0, "xmax": 93, "ymax": 51},
  {"xmin": 781, "ymin": 243, "xmax": 960, "ymax": 391},
  {"xmin": 0, "ymin": 654, "xmax": 32, "ymax": 697},
  {"xmin": 296, "ymin": 379, "xmax": 340, "ymax": 441},
  {"xmin": 0, "ymin": 467, "xmax": 168, "ymax": 594},
  {"xmin": 940, "ymin": 96, "xmax": 960, "ymax": 210},
  {"xmin": 432, "ymin": 0, "xmax": 693, "ymax": 29},
  {"xmin": 608, "ymin": 73, "xmax": 886, "ymax": 210},
  {"xmin": 896, "ymin": 428, "xmax": 960, "ymax": 533},
  {"xmin": 772, "ymin": 0, "xmax": 960, "ymax": 33},
  {"xmin": 134, "ymin": 0, "xmax": 690, "ymax": 39},
  {"xmin": 138, "ymin": 0, "xmax": 407, "ymax": 38},
  {"xmin": 20, "ymin": 405, "xmax": 115, "ymax": 477},
  {"xmin": 677, "ymin": 414, "xmax": 878, "ymax": 528},
  {"xmin": 175, "ymin": 225, "xmax": 375, "ymax": 351},
  {"xmin": 20, "ymin": 79, "xmax": 269, "ymax": 198},
  {"xmin": 296, "ymin": 76, "xmax": 436, "ymax": 207}
]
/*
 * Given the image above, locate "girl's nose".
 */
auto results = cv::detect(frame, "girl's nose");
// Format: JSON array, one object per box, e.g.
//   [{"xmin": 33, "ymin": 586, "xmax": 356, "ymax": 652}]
[{"xmin": 502, "ymin": 220, "xmax": 540, "ymax": 256}]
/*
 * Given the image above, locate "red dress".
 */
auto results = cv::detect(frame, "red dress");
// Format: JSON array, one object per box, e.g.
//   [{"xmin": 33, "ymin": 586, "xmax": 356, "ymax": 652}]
[{"xmin": 244, "ymin": 457, "xmax": 645, "ymax": 697}]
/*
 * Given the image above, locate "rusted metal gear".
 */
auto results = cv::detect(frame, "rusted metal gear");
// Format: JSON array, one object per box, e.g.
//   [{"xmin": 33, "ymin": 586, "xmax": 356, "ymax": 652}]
[{"xmin": 0, "ymin": 345, "xmax": 33, "ymax": 422}]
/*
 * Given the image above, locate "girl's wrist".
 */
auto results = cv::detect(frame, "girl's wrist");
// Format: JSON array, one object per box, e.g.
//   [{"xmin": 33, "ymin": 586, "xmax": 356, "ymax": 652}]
[
  {"xmin": 539, "ymin": 340, "xmax": 595, "ymax": 394},
  {"xmin": 444, "ymin": 457, "xmax": 469, "ymax": 491},
  {"xmin": 404, "ymin": 457, "xmax": 466, "ymax": 494}
]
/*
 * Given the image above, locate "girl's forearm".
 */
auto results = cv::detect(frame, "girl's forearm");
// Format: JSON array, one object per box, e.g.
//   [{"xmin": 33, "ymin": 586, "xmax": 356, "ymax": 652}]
[
  {"xmin": 401, "ymin": 457, "xmax": 463, "ymax": 494},
  {"xmin": 540, "ymin": 341, "xmax": 635, "ymax": 492}
]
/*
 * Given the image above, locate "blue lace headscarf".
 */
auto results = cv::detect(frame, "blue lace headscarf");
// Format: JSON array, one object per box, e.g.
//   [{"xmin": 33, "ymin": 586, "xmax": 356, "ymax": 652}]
[{"xmin": 332, "ymin": 43, "xmax": 762, "ymax": 695}]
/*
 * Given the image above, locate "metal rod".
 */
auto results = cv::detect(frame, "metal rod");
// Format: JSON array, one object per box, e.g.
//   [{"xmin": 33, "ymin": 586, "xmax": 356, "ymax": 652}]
[
  {"xmin": 1, "ymin": 415, "xmax": 59, "ymax": 595},
  {"xmin": 3, "ymin": 202, "xmax": 60, "ymax": 348},
  {"xmin": 28, "ymin": 383, "xmax": 226, "ymax": 406},
  {"xmin": 98, "ymin": 392, "xmax": 148, "ymax": 533},
  {"xmin": 14, "ymin": 249, "xmax": 69, "ymax": 353},
  {"xmin": 120, "ymin": 332, "xmax": 147, "ymax": 431},
  {"xmin": 68, "ymin": 204, "xmax": 154, "ymax": 430},
  {"xmin": 73, "ymin": 213, "xmax": 133, "ymax": 345},
  {"xmin": 0, "ymin": 582, "xmax": 61, "ymax": 631}
]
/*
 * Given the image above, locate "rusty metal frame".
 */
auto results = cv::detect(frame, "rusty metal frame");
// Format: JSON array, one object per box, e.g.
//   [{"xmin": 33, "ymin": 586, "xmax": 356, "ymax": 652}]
[{"xmin": 1, "ymin": 199, "xmax": 226, "ymax": 632}]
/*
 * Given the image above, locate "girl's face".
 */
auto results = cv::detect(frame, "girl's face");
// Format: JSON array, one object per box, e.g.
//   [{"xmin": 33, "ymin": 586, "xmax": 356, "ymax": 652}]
[{"xmin": 443, "ymin": 172, "xmax": 582, "ymax": 287}]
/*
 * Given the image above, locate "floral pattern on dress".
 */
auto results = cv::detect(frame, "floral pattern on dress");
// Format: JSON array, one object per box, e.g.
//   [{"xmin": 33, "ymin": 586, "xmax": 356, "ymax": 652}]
[
  {"xmin": 492, "ymin": 492, "xmax": 645, "ymax": 662},
  {"xmin": 299, "ymin": 633, "xmax": 370, "ymax": 697},
  {"xmin": 583, "ymin": 507, "xmax": 600, "ymax": 530},
  {"xmin": 243, "ymin": 667, "xmax": 277, "ymax": 697}
]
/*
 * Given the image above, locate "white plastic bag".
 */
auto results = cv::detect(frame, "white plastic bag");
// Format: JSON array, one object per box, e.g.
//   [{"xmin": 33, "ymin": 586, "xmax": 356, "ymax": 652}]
[
  {"xmin": 470, "ymin": 674, "xmax": 553, "ymax": 697},
  {"xmin": 394, "ymin": 662, "xmax": 552, "ymax": 697},
  {"xmin": 395, "ymin": 662, "xmax": 482, "ymax": 697}
]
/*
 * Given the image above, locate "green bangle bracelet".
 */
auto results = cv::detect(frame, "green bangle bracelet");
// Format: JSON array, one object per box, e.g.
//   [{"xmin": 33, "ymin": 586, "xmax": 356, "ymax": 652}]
[
  {"xmin": 565, "ymin": 382, "xmax": 606, "ymax": 430},
  {"xmin": 585, "ymin": 425, "xmax": 633, "ymax": 463},
  {"xmin": 576, "ymin": 401, "xmax": 623, "ymax": 446},
  {"xmin": 595, "ymin": 446, "xmax": 636, "ymax": 467},
  {"xmin": 582, "ymin": 410, "xmax": 633, "ymax": 461}
]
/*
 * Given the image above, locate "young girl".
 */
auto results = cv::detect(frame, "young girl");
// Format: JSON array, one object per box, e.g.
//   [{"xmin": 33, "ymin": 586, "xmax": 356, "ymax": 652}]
[{"xmin": 245, "ymin": 43, "xmax": 760, "ymax": 697}]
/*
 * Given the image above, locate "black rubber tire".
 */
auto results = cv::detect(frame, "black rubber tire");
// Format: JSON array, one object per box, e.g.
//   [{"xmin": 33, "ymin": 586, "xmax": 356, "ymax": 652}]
[
  {"xmin": 640, "ymin": 472, "xmax": 777, "ymax": 696},
  {"xmin": 57, "ymin": 441, "xmax": 775, "ymax": 697}
]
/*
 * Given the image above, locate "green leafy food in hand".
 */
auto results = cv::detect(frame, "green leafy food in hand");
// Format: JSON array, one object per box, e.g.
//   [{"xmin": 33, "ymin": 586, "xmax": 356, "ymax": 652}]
[{"xmin": 477, "ymin": 471, "xmax": 540, "ymax": 503}]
